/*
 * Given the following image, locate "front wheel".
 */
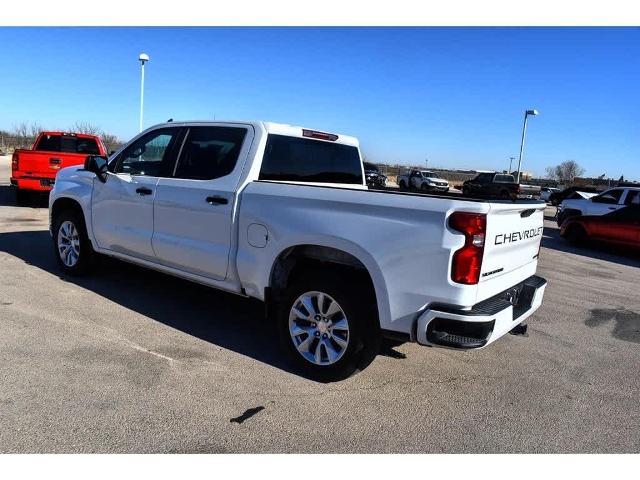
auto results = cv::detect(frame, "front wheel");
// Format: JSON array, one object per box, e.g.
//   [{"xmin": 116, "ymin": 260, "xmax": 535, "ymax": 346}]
[
  {"xmin": 276, "ymin": 270, "xmax": 380, "ymax": 381},
  {"xmin": 52, "ymin": 209, "xmax": 96, "ymax": 276}
]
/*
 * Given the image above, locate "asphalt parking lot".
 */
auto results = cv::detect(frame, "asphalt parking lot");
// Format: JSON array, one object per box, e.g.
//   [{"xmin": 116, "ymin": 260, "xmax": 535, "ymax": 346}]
[{"xmin": 1, "ymin": 156, "xmax": 639, "ymax": 453}]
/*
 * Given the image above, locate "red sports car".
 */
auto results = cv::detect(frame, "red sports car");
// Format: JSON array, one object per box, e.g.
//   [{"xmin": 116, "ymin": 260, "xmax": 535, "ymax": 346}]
[{"xmin": 560, "ymin": 206, "xmax": 640, "ymax": 250}]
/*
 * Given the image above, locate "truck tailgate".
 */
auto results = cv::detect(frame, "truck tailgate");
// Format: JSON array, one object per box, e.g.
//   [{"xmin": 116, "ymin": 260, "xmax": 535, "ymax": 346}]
[
  {"xmin": 16, "ymin": 150, "xmax": 88, "ymax": 179},
  {"xmin": 479, "ymin": 202, "xmax": 545, "ymax": 293}
]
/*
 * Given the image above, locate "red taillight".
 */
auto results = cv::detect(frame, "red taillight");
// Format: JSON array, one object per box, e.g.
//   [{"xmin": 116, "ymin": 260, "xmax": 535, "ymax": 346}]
[
  {"xmin": 449, "ymin": 212, "xmax": 487, "ymax": 285},
  {"xmin": 302, "ymin": 129, "xmax": 338, "ymax": 141},
  {"xmin": 11, "ymin": 152, "xmax": 19, "ymax": 171}
]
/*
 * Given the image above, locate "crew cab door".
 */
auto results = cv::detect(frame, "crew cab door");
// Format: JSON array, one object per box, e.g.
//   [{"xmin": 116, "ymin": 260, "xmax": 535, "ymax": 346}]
[
  {"xmin": 152, "ymin": 124, "xmax": 253, "ymax": 280},
  {"xmin": 91, "ymin": 127, "xmax": 181, "ymax": 261}
]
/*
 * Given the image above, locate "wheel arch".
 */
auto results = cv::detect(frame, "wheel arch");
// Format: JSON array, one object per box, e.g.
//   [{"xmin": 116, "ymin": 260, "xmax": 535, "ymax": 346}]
[
  {"xmin": 266, "ymin": 243, "xmax": 390, "ymax": 330},
  {"xmin": 50, "ymin": 196, "xmax": 94, "ymax": 245},
  {"xmin": 50, "ymin": 197, "xmax": 85, "ymax": 227}
]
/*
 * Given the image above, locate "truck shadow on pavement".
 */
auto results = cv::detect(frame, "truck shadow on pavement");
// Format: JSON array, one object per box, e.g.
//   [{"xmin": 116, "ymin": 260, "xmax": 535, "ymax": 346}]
[
  {"xmin": 0, "ymin": 185, "xmax": 49, "ymax": 208},
  {"xmin": 0, "ymin": 228, "xmax": 403, "ymax": 381},
  {"xmin": 541, "ymin": 225, "xmax": 640, "ymax": 269},
  {"xmin": 0, "ymin": 228, "xmax": 302, "ymax": 375}
]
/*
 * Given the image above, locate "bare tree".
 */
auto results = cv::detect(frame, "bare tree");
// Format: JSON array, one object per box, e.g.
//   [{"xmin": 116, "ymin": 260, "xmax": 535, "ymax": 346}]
[
  {"xmin": 12, "ymin": 122, "xmax": 36, "ymax": 149},
  {"xmin": 544, "ymin": 166, "xmax": 556, "ymax": 179},
  {"xmin": 545, "ymin": 160, "xmax": 585, "ymax": 184},
  {"xmin": 100, "ymin": 132, "xmax": 122, "ymax": 153},
  {"xmin": 71, "ymin": 121, "xmax": 101, "ymax": 135}
]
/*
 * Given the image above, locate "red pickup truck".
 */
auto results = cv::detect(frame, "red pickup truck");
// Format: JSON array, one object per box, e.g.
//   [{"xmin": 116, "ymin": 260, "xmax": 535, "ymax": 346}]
[{"xmin": 10, "ymin": 131, "xmax": 106, "ymax": 204}]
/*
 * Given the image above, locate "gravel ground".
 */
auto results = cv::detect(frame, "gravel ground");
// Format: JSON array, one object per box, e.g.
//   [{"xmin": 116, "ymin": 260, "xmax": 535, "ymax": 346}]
[{"xmin": 1, "ymin": 156, "xmax": 638, "ymax": 453}]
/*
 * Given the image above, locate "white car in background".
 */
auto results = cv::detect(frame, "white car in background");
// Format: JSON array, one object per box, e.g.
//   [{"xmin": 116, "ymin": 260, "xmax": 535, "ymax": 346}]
[
  {"xmin": 557, "ymin": 187, "xmax": 640, "ymax": 226},
  {"xmin": 539, "ymin": 187, "xmax": 560, "ymax": 202}
]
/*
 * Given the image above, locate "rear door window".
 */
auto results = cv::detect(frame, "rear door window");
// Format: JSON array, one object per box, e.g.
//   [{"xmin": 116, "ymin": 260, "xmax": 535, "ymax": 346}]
[
  {"xmin": 173, "ymin": 126, "xmax": 247, "ymax": 180},
  {"xmin": 36, "ymin": 134, "xmax": 100, "ymax": 154},
  {"xmin": 259, "ymin": 134, "xmax": 363, "ymax": 184}
]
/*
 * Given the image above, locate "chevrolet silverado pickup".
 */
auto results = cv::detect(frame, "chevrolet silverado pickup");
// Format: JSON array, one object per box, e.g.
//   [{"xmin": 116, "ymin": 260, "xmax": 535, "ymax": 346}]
[
  {"xmin": 49, "ymin": 121, "xmax": 547, "ymax": 380},
  {"xmin": 11, "ymin": 131, "xmax": 106, "ymax": 204}
]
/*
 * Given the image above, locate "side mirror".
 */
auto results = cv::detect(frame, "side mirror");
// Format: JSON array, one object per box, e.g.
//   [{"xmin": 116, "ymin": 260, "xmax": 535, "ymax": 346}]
[{"xmin": 84, "ymin": 155, "xmax": 109, "ymax": 183}]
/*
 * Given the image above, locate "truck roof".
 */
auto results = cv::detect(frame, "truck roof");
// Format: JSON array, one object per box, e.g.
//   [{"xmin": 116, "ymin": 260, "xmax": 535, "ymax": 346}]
[
  {"xmin": 38, "ymin": 131, "xmax": 102, "ymax": 139},
  {"xmin": 147, "ymin": 120, "xmax": 360, "ymax": 147}
]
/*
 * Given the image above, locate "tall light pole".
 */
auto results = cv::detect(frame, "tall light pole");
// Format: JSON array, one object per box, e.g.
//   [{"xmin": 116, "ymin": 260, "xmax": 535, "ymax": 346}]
[
  {"xmin": 138, "ymin": 53, "xmax": 149, "ymax": 132},
  {"xmin": 509, "ymin": 156, "xmax": 515, "ymax": 173},
  {"xmin": 516, "ymin": 109, "xmax": 538, "ymax": 182}
]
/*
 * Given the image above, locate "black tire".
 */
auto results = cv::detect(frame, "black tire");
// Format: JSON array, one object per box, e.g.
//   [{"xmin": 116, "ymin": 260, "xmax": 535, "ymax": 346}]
[
  {"xmin": 500, "ymin": 189, "xmax": 511, "ymax": 200},
  {"xmin": 564, "ymin": 224, "xmax": 587, "ymax": 246},
  {"xmin": 399, "ymin": 181, "xmax": 406, "ymax": 190},
  {"xmin": 276, "ymin": 269, "xmax": 381, "ymax": 382},
  {"xmin": 557, "ymin": 209, "xmax": 581, "ymax": 228},
  {"xmin": 51, "ymin": 208, "xmax": 95, "ymax": 276},
  {"xmin": 15, "ymin": 188, "xmax": 30, "ymax": 206}
]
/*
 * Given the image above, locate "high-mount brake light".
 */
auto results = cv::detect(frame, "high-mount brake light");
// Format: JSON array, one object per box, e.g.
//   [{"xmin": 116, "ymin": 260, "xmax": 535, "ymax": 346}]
[
  {"xmin": 302, "ymin": 129, "xmax": 338, "ymax": 141},
  {"xmin": 449, "ymin": 212, "xmax": 487, "ymax": 285}
]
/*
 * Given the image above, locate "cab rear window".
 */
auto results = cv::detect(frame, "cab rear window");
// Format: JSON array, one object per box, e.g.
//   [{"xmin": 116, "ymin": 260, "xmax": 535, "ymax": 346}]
[
  {"xmin": 36, "ymin": 135, "xmax": 100, "ymax": 155},
  {"xmin": 259, "ymin": 134, "xmax": 363, "ymax": 184}
]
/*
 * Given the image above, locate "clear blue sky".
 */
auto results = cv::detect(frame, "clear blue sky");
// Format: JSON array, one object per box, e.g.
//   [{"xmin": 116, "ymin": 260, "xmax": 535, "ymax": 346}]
[{"xmin": 0, "ymin": 27, "xmax": 638, "ymax": 178}]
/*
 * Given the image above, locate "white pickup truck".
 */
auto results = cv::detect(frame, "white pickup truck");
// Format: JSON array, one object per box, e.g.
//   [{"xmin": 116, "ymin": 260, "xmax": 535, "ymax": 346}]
[
  {"xmin": 557, "ymin": 187, "xmax": 640, "ymax": 226},
  {"xmin": 49, "ymin": 121, "xmax": 547, "ymax": 380},
  {"xmin": 398, "ymin": 169, "xmax": 450, "ymax": 192}
]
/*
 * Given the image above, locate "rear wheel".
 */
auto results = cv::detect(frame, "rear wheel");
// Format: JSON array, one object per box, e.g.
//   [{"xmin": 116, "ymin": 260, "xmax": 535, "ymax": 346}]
[
  {"xmin": 276, "ymin": 270, "xmax": 380, "ymax": 381},
  {"xmin": 52, "ymin": 209, "xmax": 95, "ymax": 275},
  {"xmin": 399, "ymin": 180, "xmax": 406, "ymax": 190}
]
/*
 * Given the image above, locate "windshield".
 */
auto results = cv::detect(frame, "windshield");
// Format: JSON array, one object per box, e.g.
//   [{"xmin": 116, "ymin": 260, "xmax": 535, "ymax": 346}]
[
  {"xmin": 421, "ymin": 171, "xmax": 436, "ymax": 178},
  {"xmin": 364, "ymin": 162, "xmax": 379, "ymax": 172}
]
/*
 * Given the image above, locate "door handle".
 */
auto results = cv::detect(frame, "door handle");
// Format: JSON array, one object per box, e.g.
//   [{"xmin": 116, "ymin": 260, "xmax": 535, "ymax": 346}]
[
  {"xmin": 136, "ymin": 187, "xmax": 153, "ymax": 196},
  {"xmin": 608, "ymin": 207, "xmax": 616, "ymax": 210},
  {"xmin": 206, "ymin": 195, "xmax": 228, "ymax": 205},
  {"xmin": 49, "ymin": 157, "xmax": 61, "ymax": 164}
]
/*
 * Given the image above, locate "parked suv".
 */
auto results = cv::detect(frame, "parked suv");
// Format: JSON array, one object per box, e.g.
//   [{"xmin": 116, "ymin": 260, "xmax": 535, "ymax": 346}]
[
  {"xmin": 363, "ymin": 162, "xmax": 387, "ymax": 189},
  {"xmin": 557, "ymin": 187, "xmax": 640, "ymax": 226}
]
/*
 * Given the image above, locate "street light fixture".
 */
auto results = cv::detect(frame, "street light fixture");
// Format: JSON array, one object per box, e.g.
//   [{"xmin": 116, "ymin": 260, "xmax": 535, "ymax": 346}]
[
  {"xmin": 138, "ymin": 53, "xmax": 150, "ymax": 132},
  {"xmin": 516, "ymin": 109, "xmax": 538, "ymax": 183}
]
